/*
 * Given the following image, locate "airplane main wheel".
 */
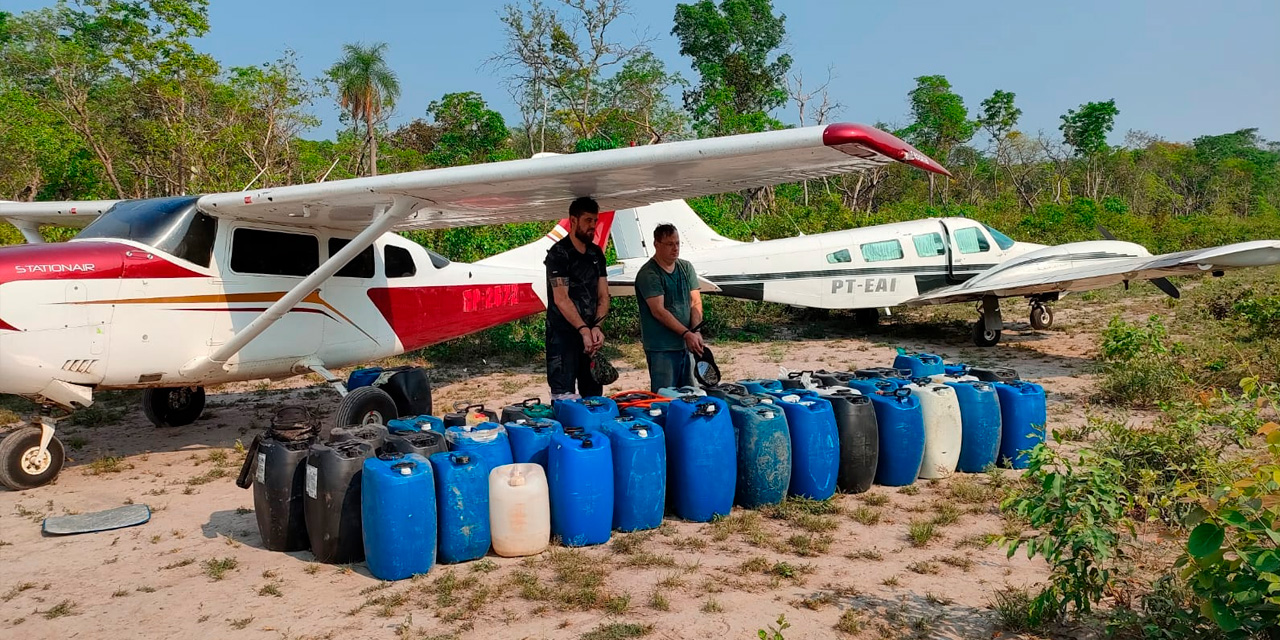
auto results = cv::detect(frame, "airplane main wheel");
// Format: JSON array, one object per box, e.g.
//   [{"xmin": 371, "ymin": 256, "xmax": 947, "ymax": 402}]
[
  {"xmin": 0, "ymin": 427, "xmax": 65, "ymax": 490},
  {"xmin": 333, "ymin": 386, "xmax": 398, "ymax": 428},
  {"xmin": 854, "ymin": 308, "xmax": 880, "ymax": 329},
  {"xmin": 1030, "ymin": 304, "xmax": 1054, "ymax": 330},
  {"xmin": 973, "ymin": 320, "xmax": 1002, "ymax": 347},
  {"xmin": 143, "ymin": 386, "xmax": 206, "ymax": 428}
]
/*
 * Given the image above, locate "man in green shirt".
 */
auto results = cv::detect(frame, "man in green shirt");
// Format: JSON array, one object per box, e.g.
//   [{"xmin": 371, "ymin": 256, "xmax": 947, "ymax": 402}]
[{"xmin": 635, "ymin": 223, "xmax": 705, "ymax": 391}]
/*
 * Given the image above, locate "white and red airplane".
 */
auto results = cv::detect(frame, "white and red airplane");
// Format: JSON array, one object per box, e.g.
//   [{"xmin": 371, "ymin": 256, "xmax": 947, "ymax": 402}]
[{"xmin": 0, "ymin": 122, "xmax": 948, "ymax": 489}]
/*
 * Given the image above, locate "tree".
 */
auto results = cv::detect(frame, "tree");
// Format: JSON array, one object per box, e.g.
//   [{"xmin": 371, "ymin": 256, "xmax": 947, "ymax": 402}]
[
  {"xmin": 492, "ymin": 0, "xmax": 650, "ymax": 151},
  {"xmin": 1060, "ymin": 99, "xmax": 1119, "ymax": 199},
  {"xmin": 599, "ymin": 51, "xmax": 688, "ymax": 145},
  {"xmin": 327, "ymin": 42, "xmax": 400, "ymax": 176},
  {"xmin": 786, "ymin": 67, "xmax": 841, "ymax": 204},
  {"xmin": 977, "ymin": 89, "xmax": 1034, "ymax": 207},
  {"xmin": 425, "ymin": 92, "xmax": 515, "ymax": 167},
  {"xmin": 902, "ymin": 75, "xmax": 976, "ymax": 203},
  {"xmin": 671, "ymin": 0, "xmax": 792, "ymax": 138}
]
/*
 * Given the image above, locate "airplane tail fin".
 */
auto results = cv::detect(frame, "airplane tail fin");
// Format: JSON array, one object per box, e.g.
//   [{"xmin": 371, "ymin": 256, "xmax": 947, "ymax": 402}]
[
  {"xmin": 611, "ymin": 200, "xmax": 739, "ymax": 261},
  {"xmin": 476, "ymin": 211, "xmax": 615, "ymax": 269}
]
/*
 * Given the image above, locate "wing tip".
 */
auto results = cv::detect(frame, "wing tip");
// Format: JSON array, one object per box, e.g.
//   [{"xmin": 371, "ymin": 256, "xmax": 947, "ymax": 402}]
[{"xmin": 822, "ymin": 123, "xmax": 952, "ymax": 177}]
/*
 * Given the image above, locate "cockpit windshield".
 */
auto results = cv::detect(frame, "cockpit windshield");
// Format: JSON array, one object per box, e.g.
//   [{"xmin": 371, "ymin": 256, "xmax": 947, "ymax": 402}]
[
  {"xmin": 983, "ymin": 224, "xmax": 1016, "ymax": 250},
  {"xmin": 76, "ymin": 196, "xmax": 218, "ymax": 267}
]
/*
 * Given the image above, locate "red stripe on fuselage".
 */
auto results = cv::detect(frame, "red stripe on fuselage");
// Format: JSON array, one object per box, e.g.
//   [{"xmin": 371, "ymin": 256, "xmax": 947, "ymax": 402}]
[
  {"xmin": 0, "ymin": 241, "xmax": 203, "ymax": 286},
  {"xmin": 368, "ymin": 283, "xmax": 545, "ymax": 352},
  {"xmin": 0, "ymin": 317, "xmax": 17, "ymax": 331}
]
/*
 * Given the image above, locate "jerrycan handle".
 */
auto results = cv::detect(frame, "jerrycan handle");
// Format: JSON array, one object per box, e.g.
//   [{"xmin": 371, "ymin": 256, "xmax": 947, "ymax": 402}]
[
  {"xmin": 893, "ymin": 387, "xmax": 912, "ymax": 400},
  {"xmin": 521, "ymin": 397, "xmax": 543, "ymax": 407},
  {"xmin": 910, "ymin": 376, "xmax": 932, "ymax": 386},
  {"xmin": 693, "ymin": 401, "xmax": 718, "ymax": 416}
]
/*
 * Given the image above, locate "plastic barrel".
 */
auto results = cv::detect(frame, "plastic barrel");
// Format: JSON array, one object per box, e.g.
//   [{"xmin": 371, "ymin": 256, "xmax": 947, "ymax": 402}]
[
  {"xmin": 779, "ymin": 371, "xmax": 816, "ymax": 390},
  {"xmin": 972, "ymin": 367, "xmax": 1020, "ymax": 384},
  {"xmin": 766, "ymin": 392, "xmax": 839, "ymax": 500},
  {"xmin": 600, "ymin": 416, "xmax": 666, "ymax": 532},
  {"xmin": 945, "ymin": 380, "xmax": 1002, "ymax": 472},
  {"xmin": 384, "ymin": 430, "xmax": 448, "ymax": 459},
  {"xmin": 489, "ymin": 463, "xmax": 550, "ymax": 557},
  {"xmin": 861, "ymin": 388, "xmax": 926, "ymax": 487},
  {"xmin": 362, "ymin": 453, "xmax": 436, "ymax": 581},
  {"xmin": 727, "ymin": 397, "xmax": 791, "ymax": 508},
  {"xmin": 893, "ymin": 352, "xmax": 945, "ymax": 378},
  {"xmin": 994, "ymin": 381, "xmax": 1047, "ymax": 469},
  {"xmin": 304, "ymin": 440, "xmax": 373, "ymax": 563},
  {"xmin": 253, "ymin": 437, "xmax": 313, "ymax": 552},
  {"xmin": 904, "ymin": 380, "xmax": 963, "ymax": 479},
  {"xmin": 430, "ymin": 451, "xmax": 491, "ymax": 564},
  {"xmin": 548, "ymin": 429, "xmax": 614, "ymax": 546},
  {"xmin": 443, "ymin": 403, "xmax": 498, "ymax": 428},
  {"xmin": 814, "ymin": 370, "xmax": 858, "ymax": 388},
  {"xmin": 623, "ymin": 402, "xmax": 669, "ymax": 428},
  {"xmin": 330, "ymin": 424, "xmax": 388, "ymax": 453},
  {"xmin": 444, "ymin": 423, "xmax": 513, "ymax": 478},
  {"xmin": 737, "ymin": 379, "xmax": 783, "ymax": 395},
  {"xmin": 506, "ymin": 418, "xmax": 559, "ymax": 468},
  {"xmin": 500, "ymin": 398, "xmax": 554, "ymax": 425},
  {"xmin": 386, "ymin": 415, "xmax": 444, "ymax": 434},
  {"xmin": 665, "ymin": 395, "xmax": 736, "ymax": 521},
  {"xmin": 346, "ymin": 367, "xmax": 382, "ymax": 390},
  {"xmin": 552, "ymin": 396, "xmax": 620, "ymax": 431},
  {"xmin": 815, "ymin": 387, "xmax": 879, "ymax": 494}
]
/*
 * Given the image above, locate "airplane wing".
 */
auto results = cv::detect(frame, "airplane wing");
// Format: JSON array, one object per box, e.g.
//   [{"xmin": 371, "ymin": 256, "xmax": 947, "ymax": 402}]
[
  {"xmin": 0, "ymin": 199, "xmax": 120, "ymax": 242},
  {"xmin": 187, "ymin": 122, "xmax": 947, "ymax": 231},
  {"xmin": 903, "ymin": 240, "xmax": 1280, "ymax": 305}
]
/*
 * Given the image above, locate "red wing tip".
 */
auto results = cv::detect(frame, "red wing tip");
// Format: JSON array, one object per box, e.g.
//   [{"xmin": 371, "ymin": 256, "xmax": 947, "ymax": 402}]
[{"xmin": 822, "ymin": 123, "xmax": 952, "ymax": 177}]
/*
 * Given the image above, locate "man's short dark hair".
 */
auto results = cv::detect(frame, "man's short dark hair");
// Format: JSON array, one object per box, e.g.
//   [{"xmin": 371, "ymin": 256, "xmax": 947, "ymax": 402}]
[
  {"xmin": 569, "ymin": 196, "xmax": 599, "ymax": 218},
  {"xmin": 653, "ymin": 223, "xmax": 677, "ymax": 243}
]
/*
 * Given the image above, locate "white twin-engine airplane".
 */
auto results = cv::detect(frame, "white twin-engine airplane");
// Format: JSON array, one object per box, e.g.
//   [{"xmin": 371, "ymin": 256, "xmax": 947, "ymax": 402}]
[{"xmin": 1, "ymin": 122, "xmax": 1278, "ymax": 491}]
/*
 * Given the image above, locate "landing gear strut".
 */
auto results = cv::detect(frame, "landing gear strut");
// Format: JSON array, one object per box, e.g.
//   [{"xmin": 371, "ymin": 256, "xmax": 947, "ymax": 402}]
[
  {"xmin": 0, "ymin": 409, "xmax": 66, "ymax": 490},
  {"xmin": 973, "ymin": 296, "xmax": 1003, "ymax": 347},
  {"xmin": 1030, "ymin": 301, "xmax": 1054, "ymax": 330},
  {"xmin": 142, "ymin": 386, "xmax": 206, "ymax": 428}
]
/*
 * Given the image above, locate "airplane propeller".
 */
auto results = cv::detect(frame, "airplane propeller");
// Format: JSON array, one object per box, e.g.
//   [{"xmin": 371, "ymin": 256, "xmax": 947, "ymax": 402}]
[{"xmin": 1097, "ymin": 225, "xmax": 1180, "ymax": 299}]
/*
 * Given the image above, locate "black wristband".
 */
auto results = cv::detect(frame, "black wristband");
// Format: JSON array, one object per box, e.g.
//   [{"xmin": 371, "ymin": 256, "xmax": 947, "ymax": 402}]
[
  {"xmin": 577, "ymin": 325, "xmax": 589, "ymax": 332},
  {"xmin": 681, "ymin": 329, "xmax": 691, "ymax": 338}
]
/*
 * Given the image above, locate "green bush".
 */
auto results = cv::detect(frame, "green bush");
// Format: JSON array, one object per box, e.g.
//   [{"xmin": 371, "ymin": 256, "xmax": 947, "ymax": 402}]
[{"xmin": 1097, "ymin": 315, "xmax": 1192, "ymax": 406}]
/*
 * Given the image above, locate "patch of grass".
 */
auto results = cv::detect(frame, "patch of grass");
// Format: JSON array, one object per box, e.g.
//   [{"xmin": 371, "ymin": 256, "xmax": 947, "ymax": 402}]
[
  {"xmin": 611, "ymin": 531, "xmax": 653, "ymax": 555},
  {"xmin": 655, "ymin": 572, "xmax": 684, "ymax": 589},
  {"xmin": 708, "ymin": 511, "xmax": 768, "ymax": 546},
  {"xmin": 621, "ymin": 551, "xmax": 677, "ymax": 569},
  {"xmin": 579, "ymin": 622, "xmax": 654, "ymax": 640},
  {"xmin": 835, "ymin": 609, "xmax": 866, "ymax": 634},
  {"xmin": 849, "ymin": 506, "xmax": 881, "ymax": 526},
  {"xmin": 42, "ymin": 600, "xmax": 76, "ymax": 619},
  {"xmin": 860, "ymin": 493, "xmax": 890, "ymax": 507},
  {"xmin": 136, "ymin": 586, "xmax": 156, "ymax": 593},
  {"xmin": 88, "ymin": 456, "xmax": 128, "ymax": 475},
  {"xmin": 161, "ymin": 558, "xmax": 194, "ymax": 570},
  {"xmin": 701, "ymin": 598, "xmax": 723, "ymax": 613},
  {"xmin": 938, "ymin": 554, "xmax": 975, "ymax": 571},
  {"xmin": 769, "ymin": 561, "xmax": 813, "ymax": 580},
  {"xmin": 648, "ymin": 590, "xmax": 670, "ymax": 611},
  {"xmin": 258, "ymin": 583, "xmax": 283, "ymax": 597},
  {"xmin": 604, "ymin": 593, "xmax": 631, "ymax": 614},
  {"xmin": 228, "ymin": 617, "xmax": 254, "ymax": 630},
  {"xmin": 303, "ymin": 563, "xmax": 320, "ymax": 575},
  {"xmin": 795, "ymin": 591, "xmax": 836, "ymax": 610},
  {"xmin": 989, "ymin": 586, "xmax": 1040, "ymax": 633},
  {"xmin": 782, "ymin": 533, "xmax": 833, "ymax": 557},
  {"xmin": 186, "ymin": 467, "xmax": 230, "ymax": 486},
  {"xmin": 954, "ymin": 534, "xmax": 989, "ymax": 550},
  {"xmin": 907, "ymin": 560, "xmax": 939, "ymax": 575},
  {"xmin": 2, "ymin": 582, "xmax": 37, "ymax": 602},
  {"xmin": 235, "ymin": 506, "xmax": 252, "ymax": 515},
  {"xmin": 881, "ymin": 575, "xmax": 901, "ymax": 587},
  {"xmin": 740, "ymin": 556, "xmax": 771, "ymax": 574},
  {"xmin": 930, "ymin": 503, "xmax": 961, "ymax": 527},
  {"xmin": 844, "ymin": 548, "xmax": 883, "ymax": 562},
  {"xmin": 898, "ymin": 484, "xmax": 920, "ymax": 496},
  {"xmin": 926, "ymin": 591, "xmax": 955, "ymax": 606},
  {"xmin": 907, "ymin": 520, "xmax": 937, "ymax": 548},
  {"xmin": 202, "ymin": 557, "xmax": 239, "ymax": 581},
  {"xmin": 470, "ymin": 559, "xmax": 498, "ymax": 573},
  {"xmin": 671, "ymin": 536, "xmax": 708, "ymax": 551},
  {"xmin": 111, "ymin": 589, "xmax": 129, "ymax": 598}
]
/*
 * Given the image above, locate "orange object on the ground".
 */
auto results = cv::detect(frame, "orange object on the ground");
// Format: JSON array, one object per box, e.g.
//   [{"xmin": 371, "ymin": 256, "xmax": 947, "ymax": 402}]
[{"xmin": 610, "ymin": 390, "xmax": 666, "ymax": 409}]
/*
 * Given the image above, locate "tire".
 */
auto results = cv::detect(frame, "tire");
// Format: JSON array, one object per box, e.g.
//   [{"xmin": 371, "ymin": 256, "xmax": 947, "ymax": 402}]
[
  {"xmin": 142, "ymin": 387, "xmax": 206, "ymax": 428},
  {"xmin": 854, "ymin": 308, "xmax": 880, "ymax": 329},
  {"xmin": 1030, "ymin": 305, "xmax": 1054, "ymax": 330},
  {"xmin": 333, "ymin": 386, "xmax": 399, "ymax": 429},
  {"xmin": 973, "ymin": 320, "xmax": 1002, "ymax": 347},
  {"xmin": 0, "ymin": 427, "xmax": 65, "ymax": 490}
]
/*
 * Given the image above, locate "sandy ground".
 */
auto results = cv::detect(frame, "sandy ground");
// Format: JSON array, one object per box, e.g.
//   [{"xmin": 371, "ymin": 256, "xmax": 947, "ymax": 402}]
[{"xmin": 0, "ymin": 306, "xmax": 1139, "ymax": 640}]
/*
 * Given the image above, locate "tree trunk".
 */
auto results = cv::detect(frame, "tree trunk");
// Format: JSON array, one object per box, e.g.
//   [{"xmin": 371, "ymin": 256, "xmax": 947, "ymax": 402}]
[{"xmin": 366, "ymin": 108, "xmax": 378, "ymax": 177}]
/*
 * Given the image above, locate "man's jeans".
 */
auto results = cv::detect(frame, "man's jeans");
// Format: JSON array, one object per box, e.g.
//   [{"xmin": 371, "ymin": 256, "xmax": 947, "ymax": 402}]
[{"xmin": 645, "ymin": 349, "xmax": 694, "ymax": 392}]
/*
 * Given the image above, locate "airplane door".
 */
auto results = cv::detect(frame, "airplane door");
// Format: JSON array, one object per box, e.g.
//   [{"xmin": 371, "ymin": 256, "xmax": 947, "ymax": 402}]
[
  {"xmin": 213, "ymin": 225, "xmax": 323, "ymax": 368},
  {"xmin": 940, "ymin": 220, "xmax": 1000, "ymax": 282}
]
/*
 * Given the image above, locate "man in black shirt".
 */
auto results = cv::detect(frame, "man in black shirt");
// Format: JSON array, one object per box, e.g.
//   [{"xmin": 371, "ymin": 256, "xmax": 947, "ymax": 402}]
[{"xmin": 544, "ymin": 197, "xmax": 610, "ymax": 400}]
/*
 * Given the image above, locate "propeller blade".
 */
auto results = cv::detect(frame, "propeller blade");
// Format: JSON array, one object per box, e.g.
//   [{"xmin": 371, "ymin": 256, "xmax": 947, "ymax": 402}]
[
  {"xmin": 1151, "ymin": 277, "xmax": 1181, "ymax": 299},
  {"xmin": 1097, "ymin": 225, "xmax": 1117, "ymax": 241}
]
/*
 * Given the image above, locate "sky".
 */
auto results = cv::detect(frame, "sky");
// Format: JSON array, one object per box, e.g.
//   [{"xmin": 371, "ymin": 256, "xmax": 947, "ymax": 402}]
[{"xmin": 8, "ymin": 0, "xmax": 1280, "ymax": 146}]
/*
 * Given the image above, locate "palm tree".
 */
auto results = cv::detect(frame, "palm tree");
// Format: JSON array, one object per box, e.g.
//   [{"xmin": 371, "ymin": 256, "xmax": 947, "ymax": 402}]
[{"xmin": 327, "ymin": 42, "xmax": 400, "ymax": 176}]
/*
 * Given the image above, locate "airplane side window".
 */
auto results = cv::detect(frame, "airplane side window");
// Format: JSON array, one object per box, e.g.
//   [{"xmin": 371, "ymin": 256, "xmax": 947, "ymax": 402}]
[
  {"xmin": 230, "ymin": 228, "xmax": 319, "ymax": 276},
  {"xmin": 860, "ymin": 239, "xmax": 903, "ymax": 262},
  {"xmin": 984, "ymin": 224, "xmax": 1016, "ymax": 250},
  {"xmin": 328, "ymin": 238, "xmax": 376, "ymax": 278},
  {"xmin": 826, "ymin": 249, "xmax": 851, "ymax": 264},
  {"xmin": 912, "ymin": 233, "xmax": 946, "ymax": 257},
  {"xmin": 954, "ymin": 227, "xmax": 990, "ymax": 254},
  {"xmin": 385, "ymin": 245, "xmax": 417, "ymax": 278}
]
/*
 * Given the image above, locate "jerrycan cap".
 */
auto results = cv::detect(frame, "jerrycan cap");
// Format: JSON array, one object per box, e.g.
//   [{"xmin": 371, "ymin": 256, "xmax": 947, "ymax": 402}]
[
  {"xmin": 648, "ymin": 407, "xmax": 663, "ymax": 416},
  {"xmin": 451, "ymin": 453, "xmax": 472, "ymax": 465},
  {"xmin": 391, "ymin": 461, "xmax": 415, "ymax": 475},
  {"xmin": 507, "ymin": 468, "xmax": 527, "ymax": 487}
]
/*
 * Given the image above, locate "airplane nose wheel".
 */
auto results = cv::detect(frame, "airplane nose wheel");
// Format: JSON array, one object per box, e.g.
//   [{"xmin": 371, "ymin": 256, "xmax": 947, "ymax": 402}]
[
  {"xmin": 1030, "ymin": 303, "xmax": 1054, "ymax": 330},
  {"xmin": 333, "ymin": 386, "xmax": 399, "ymax": 430},
  {"xmin": 0, "ymin": 427, "xmax": 66, "ymax": 490},
  {"xmin": 143, "ymin": 386, "xmax": 207, "ymax": 428}
]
